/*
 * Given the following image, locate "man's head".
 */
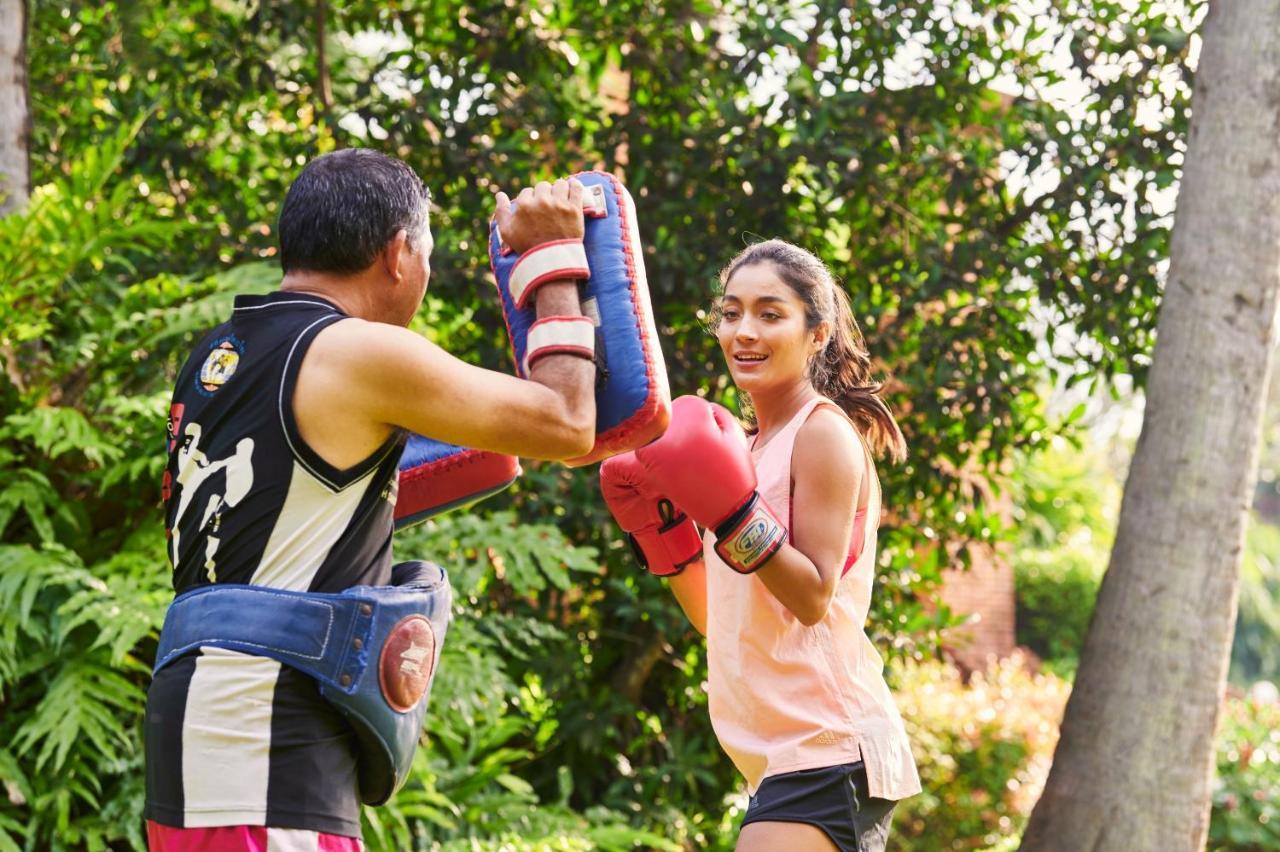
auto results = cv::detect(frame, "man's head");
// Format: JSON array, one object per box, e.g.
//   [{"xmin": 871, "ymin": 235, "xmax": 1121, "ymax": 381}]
[{"xmin": 278, "ymin": 149, "xmax": 433, "ymax": 324}]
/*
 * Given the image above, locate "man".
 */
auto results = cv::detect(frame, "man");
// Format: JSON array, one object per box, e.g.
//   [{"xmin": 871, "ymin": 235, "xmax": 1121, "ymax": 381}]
[{"xmin": 145, "ymin": 149, "xmax": 596, "ymax": 849}]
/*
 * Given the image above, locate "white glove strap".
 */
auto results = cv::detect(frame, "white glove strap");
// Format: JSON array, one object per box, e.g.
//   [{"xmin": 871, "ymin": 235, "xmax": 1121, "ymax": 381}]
[
  {"xmin": 523, "ymin": 315, "xmax": 596, "ymax": 374},
  {"xmin": 509, "ymin": 240, "xmax": 590, "ymax": 309}
]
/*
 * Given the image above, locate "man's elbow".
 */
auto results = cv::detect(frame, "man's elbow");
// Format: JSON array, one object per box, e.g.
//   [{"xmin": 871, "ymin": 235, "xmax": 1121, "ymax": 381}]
[
  {"xmin": 563, "ymin": 423, "xmax": 596, "ymax": 459},
  {"xmin": 549, "ymin": 411, "xmax": 596, "ymax": 459}
]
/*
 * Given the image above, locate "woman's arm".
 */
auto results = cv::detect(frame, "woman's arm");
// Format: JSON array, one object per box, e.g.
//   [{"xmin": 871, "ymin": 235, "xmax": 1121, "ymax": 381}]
[
  {"xmin": 668, "ymin": 558, "xmax": 709, "ymax": 636},
  {"xmin": 753, "ymin": 408, "xmax": 863, "ymax": 626}
]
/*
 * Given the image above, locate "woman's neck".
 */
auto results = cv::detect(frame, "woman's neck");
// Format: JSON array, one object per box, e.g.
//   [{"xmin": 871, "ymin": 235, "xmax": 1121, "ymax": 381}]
[{"xmin": 750, "ymin": 380, "xmax": 821, "ymax": 445}]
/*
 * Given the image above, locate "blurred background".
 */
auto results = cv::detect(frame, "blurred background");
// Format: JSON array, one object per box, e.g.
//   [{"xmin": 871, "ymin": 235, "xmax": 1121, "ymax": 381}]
[{"xmin": 1, "ymin": 1, "xmax": 1274, "ymax": 849}]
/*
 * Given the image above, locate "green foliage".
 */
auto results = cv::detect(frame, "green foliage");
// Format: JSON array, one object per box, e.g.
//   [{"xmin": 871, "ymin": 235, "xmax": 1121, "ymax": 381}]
[
  {"xmin": 0, "ymin": 539, "xmax": 161, "ymax": 851},
  {"xmin": 893, "ymin": 654, "xmax": 1070, "ymax": 850},
  {"xmin": 1209, "ymin": 695, "xmax": 1280, "ymax": 851},
  {"xmin": 361, "ymin": 513, "xmax": 680, "ymax": 850},
  {"xmin": 0, "ymin": 119, "xmax": 243, "ymax": 851},
  {"xmin": 1014, "ymin": 551, "xmax": 1101, "ymax": 679},
  {"xmin": 883, "ymin": 657, "xmax": 1278, "ymax": 851},
  {"xmin": 1232, "ymin": 517, "xmax": 1280, "ymax": 685},
  {"xmin": 1010, "ymin": 437, "xmax": 1119, "ymax": 676}
]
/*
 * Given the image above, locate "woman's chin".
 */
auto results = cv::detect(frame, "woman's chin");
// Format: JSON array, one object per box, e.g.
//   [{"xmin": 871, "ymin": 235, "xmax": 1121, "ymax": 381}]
[{"xmin": 729, "ymin": 369, "xmax": 769, "ymax": 393}]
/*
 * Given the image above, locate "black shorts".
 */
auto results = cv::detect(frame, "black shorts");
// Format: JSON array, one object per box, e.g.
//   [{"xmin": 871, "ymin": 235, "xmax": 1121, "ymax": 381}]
[{"xmin": 741, "ymin": 761, "xmax": 896, "ymax": 852}]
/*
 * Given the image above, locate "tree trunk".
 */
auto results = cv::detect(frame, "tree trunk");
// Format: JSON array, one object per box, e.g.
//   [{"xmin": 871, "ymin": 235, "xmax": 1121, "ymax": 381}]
[
  {"xmin": 0, "ymin": 0, "xmax": 29, "ymax": 214},
  {"xmin": 1022, "ymin": 4, "xmax": 1280, "ymax": 850}
]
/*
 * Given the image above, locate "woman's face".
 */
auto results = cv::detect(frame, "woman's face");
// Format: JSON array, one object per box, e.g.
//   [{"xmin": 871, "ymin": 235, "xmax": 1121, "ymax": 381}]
[{"xmin": 717, "ymin": 262, "xmax": 824, "ymax": 395}]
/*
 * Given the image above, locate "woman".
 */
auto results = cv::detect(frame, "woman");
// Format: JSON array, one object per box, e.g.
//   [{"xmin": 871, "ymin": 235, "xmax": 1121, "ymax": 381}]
[{"xmin": 601, "ymin": 240, "xmax": 920, "ymax": 851}]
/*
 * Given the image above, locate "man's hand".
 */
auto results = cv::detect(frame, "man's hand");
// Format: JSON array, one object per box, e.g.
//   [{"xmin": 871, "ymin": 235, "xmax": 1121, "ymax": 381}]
[{"xmin": 494, "ymin": 178, "xmax": 586, "ymax": 254}]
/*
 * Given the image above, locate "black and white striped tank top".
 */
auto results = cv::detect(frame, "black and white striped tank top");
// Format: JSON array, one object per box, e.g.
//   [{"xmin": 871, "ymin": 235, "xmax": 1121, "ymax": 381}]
[{"xmin": 145, "ymin": 291, "xmax": 405, "ymax": 836}]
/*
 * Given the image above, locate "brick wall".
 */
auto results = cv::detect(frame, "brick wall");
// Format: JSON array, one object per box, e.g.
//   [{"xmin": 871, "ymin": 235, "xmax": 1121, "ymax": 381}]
[{"xmin": 937, "ymin": 543, "xmax": 1017, "ymax": 674}]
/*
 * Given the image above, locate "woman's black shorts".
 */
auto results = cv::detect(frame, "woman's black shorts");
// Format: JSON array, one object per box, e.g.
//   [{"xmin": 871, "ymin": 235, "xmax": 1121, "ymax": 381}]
[{"xmin": 740, "ymin": 761, "xmax": 896, "ymax": 851}]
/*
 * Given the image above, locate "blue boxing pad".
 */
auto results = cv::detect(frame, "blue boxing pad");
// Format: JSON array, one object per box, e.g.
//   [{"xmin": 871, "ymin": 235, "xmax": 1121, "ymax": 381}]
[
  {"xmin": 155, "ymin": 560, "xmax": 451, "ymax": 806},
  {"xmin": 490, "ymin": 171, "xmax": 671, "ymax": 466},
  {"xmin": 394, "ymin": 435, "xmax": 521, "ymax": 529}
]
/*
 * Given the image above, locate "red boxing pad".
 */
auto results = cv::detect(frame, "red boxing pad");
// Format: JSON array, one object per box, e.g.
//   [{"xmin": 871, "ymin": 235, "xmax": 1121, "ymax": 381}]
[{"xmin": 394, "ymin": 435, "xmax": 521, "ymax": 530}]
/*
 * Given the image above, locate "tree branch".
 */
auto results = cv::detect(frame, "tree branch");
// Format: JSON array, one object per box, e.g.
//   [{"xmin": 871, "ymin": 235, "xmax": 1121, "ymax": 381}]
[{"xmin": 315, "ymin": 0, "xmax": 337, "ymax": 143}]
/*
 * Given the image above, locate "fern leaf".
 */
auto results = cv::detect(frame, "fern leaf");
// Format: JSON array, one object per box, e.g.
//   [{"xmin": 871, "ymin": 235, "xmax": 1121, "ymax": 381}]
[
  {"xmin": 0, "ymin": 814, "xmax": 25, "ymax": 852},
  {"xmin": 13, "ymin": 658, "xmax": 144, "ymax": 773}
]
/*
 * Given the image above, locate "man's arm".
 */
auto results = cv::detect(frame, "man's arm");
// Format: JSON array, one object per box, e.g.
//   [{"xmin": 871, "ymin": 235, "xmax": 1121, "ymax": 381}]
[
  {"xmin": 298, "ymin": 310, "xmax": 595, "ymax": 462},
  {"xmin": 293, "ymin": 178, "xmax": 596, "ymax": 466},
  {"xmin": 520, "ymin": 279, "xmax": 596, "ymax": 453}
]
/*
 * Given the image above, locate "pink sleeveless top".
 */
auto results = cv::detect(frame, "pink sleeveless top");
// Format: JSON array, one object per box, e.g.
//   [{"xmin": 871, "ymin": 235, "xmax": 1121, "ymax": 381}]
[{"xmin": 703, "ymin": 398, "xmax": 921, "ymax": 799}]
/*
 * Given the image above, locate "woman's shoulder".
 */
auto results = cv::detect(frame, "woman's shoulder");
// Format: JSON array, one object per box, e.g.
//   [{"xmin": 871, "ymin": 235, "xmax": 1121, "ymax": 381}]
[
  {"xmin": 793, "ymin": 402, "xmax": 867, "ymax": 480},
  {"xmin": 797, "ymin": 401, "xmax": 860, "ymax": 445}
]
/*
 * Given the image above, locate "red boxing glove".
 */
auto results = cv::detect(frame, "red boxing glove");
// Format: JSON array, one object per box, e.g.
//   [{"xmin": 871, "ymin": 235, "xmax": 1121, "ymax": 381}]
[
  {"xmin": 634, "ymin": 395, "xmax": 786, "ymax": 574},
  {"xmin": 600, "ymin": 451, "xmax": 703, "ymax": 576}
]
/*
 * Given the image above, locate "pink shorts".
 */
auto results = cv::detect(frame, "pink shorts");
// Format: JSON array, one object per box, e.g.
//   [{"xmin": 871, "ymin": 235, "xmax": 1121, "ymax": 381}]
[{"xmin": 146, "ymin": 822, "xmax": 362, "ymax": 851}]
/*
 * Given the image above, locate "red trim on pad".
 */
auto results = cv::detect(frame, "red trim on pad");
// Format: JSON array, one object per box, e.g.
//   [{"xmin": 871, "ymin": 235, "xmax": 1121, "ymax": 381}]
[{"xmin": 394, "ymin": 450, "xmax": 521, "ymax": 525}]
